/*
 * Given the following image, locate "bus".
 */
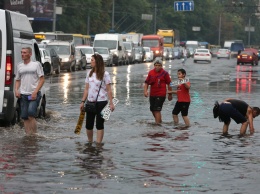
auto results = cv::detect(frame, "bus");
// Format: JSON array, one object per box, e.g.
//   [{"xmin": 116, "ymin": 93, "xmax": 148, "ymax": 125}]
[
  {"xmin": 141, "ymin": 35, "xmax": 164, "ymax": 58},
  {"xmin": 157, "ymin": 29, "xmax": 180, "ymax": 48},
  {"xmin": 34, "ymin": 32, "xmax": 91, "ymax": 46},
  {"xmin": 34, "ymin": 32, "xmax": 58, "ymax": 43},
  {"xmin": 83, "ymin": 34, "xmax": 91, "ymax": 46}
]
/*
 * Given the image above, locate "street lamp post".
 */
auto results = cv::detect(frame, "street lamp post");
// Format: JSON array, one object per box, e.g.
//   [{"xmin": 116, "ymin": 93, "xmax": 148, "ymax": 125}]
[
  {"xmin": 154, "ymin": 0, "xmax": 157, "ymax": 34},
  {"xmin": 52, "ymin": 0, "xmax": 57, "ymax": 32}
]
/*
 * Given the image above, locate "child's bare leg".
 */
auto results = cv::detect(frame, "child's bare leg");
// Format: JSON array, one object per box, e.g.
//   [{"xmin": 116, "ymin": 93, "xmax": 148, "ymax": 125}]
[
  {"xmin": 173, "ymin": 114, "xmax": 179, "ymax": 125},
  {"xmin": 182, "ymin": 116, "xmax": 190, "ymax": 126}
]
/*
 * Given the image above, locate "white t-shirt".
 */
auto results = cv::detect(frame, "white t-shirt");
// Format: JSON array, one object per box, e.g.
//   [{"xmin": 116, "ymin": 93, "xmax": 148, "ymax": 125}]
[
  {"xmin": 16, "ymin": 61, "xmax": 44, "ymax": 95},
  {"xmin": 85, "ymin": 71, "xmax": 111, "ymax": 102}
]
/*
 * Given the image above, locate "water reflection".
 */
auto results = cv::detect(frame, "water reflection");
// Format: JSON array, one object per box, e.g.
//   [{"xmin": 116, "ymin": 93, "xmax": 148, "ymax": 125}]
[
  {"xmin": 111, "ymin": 67, "xmax": 117, "ymax": 97},
  {"xmin": 63, "ymin": 73, "xmax": 70, "ymax": 103},
  {"xmin": 75, "ymin": 143, "xmax": 114, "ymax": 181},
  {"xmin": 126, "ymin": 65, "xmax": 131, "ymax": 104},
  {"xmin": 0, "ymin": 136, "xmax": 38, "ymax": 192},
  {"xmin": 236, "ymin": 65, "xmax": 257, "ymax": 93}
]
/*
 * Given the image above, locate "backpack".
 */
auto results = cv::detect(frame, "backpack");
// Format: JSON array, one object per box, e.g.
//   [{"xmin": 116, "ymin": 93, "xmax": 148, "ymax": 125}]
[{"xmin": 213, "ymin": 101, "xmax": 220, "ymax": 118}]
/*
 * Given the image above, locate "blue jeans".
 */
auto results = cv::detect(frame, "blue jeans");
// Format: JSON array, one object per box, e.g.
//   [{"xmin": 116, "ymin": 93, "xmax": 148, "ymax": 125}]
[{"xmin": 20, "ymin": 92, "xmax": 42, "ymax": 120}]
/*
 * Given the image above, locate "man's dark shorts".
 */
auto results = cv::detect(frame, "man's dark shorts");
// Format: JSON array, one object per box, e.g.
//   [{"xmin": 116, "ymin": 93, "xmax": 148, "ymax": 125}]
[
  {"xmin": 219, "ymin": 103, "xmax": 247, "ymax": 124},
  {"xmin": 86, "ymin": 101, "xmax": 107, "ymax": 130},
  {"xmin": 172, "ymin": 101, "xmax": 190, "ymax": 116},
  {"xmin": 20, "ymin": 91, "xmax": 42, "ymax": 120},
  {"xmin": 149, "ymin": 96, "xmax": 166, "ymax": 111}
]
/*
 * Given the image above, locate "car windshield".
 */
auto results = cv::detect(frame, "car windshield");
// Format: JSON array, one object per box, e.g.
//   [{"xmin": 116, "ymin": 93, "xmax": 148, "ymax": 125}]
[
  {"xmin": 46, "ymin": 45, "xmax": 70, "ymax": 55},
  {"xmin": 135, "ymin": 48, "xmax": 141, "ymax": 53},
  {"xmin": 144, "ymin": 48, "xmax": 150, "ymax": 52},
  {"xmin": 94, "ymin": 48, "xmax": 108, "ymax": 54},
  {"xmin": 197, "ymin": 50, "xmax": 208, "ymax": 53},
  {"xmin": 142, "ymin": 40, "xmax": 159, "ymax": 47},
  {"xmin": 241, "ymin": 51, "xmax": 252, "ymax": 55},
  {"xmin": 123, "ymin": 43, "xmax": 131, "ymax": 50},
  {"xmin": 94, "ymin": 40, "xmax": 117, "ymax": 50},
  {"xmin": 79, "ymin": 48, "xmax": 94, "ymax": 54},
  {"xmin": 173, "ymin": 48, "xmax": 179, "ymax": 52},
  {"xmin": 219, "ymin": 49, "xmax": 228, "ymax": 52}
]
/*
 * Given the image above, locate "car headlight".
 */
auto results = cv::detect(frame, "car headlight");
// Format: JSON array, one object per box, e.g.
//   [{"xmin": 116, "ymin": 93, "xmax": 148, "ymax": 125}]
[
  {"xmin": 128, "ymin": 52, "xmax": 131, "ymax": 56},
  {"xmin": 63, "ymin": 58, "xmax": 69, "ymax": 62},
  {"xmin": 155, "ymin": 50, "xmax": 159, "ymax": 54},
  {"xmin": 113, "ymin": 51, "xmax": 118, "ymax": 56}
]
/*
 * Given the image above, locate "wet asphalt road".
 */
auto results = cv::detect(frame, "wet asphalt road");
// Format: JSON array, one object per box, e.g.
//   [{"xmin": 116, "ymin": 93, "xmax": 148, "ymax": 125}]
[{"xmin": 1, "ymin": 57, "xmax": 260, "ymax": 193}]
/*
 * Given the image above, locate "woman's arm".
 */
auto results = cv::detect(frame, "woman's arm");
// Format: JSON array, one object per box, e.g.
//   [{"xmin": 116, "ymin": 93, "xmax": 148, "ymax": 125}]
[
  {"xmin": 106, "ymin": 83, "xmax": 115, "ymax": 111},
  {"xmin": 80, "ymin": 83, "xmax": 89, "ymax": 111}
]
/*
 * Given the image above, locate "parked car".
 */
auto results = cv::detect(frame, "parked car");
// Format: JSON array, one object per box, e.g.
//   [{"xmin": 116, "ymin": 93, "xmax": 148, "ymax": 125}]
[
  {"xmin": 75, "ymin": 47, "xmax": 87, "ymax": 70},
  {"xmin": 75, "ymin": 46, "xmax": 95, "ymax": 64},
  {"xmin": 40, "ymin": 48, "xmax": 51, "ymax": 75},
  {"xmin": 135, "ymin": 46, "xmax": 145, "ymax": 62},
  {"xmin": 210, "ymin": 47, "xmax": 219, "ymax": 57},
  {"xmin": 42, "ymin": 48, "xmax": 61, "ymax": 75},
  {"xmin": 172, "ymin": 47, "xmax": 182, "ymax": 59},
  {"xmin": 163, "ymin": 47, "xmax": 169, "ymax": 60},
  {"xmin": 237, "ymin": 50, "xmax": 258, "ymax": 66},
  {"xmin": 123, "ymin": 41, "xmax": 135, "ymax": 64},
  {"xmin": 143, "ymin": 47, "xmax": 154, "ymax": 62},
  {"xmin": 94, "ymin": 47, "xmax": 113, "ymax": 66},
  {"xmin": 187, "ymin": 47, "xmax": 195, "ymax": 58},
  {"xmin": 194, "ymin": 49, "xmax": 212, "ymax": 63},
  {"xmin": 46, "ymin": 41, "xmax": 76, "ymax": 72},
  {"xmin": 216, "ymin": 49, "xmax": 230, "ymax": 59},
  {"xmin": 134, "ymin": 47, "xmax": 143, "ymax": 63}
]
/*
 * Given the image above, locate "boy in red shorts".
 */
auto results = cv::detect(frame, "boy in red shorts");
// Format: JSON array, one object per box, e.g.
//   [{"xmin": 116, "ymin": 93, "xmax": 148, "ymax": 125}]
[{"xmin": 168, "ymin": 68, "xmax": 191, "ymax": 127}]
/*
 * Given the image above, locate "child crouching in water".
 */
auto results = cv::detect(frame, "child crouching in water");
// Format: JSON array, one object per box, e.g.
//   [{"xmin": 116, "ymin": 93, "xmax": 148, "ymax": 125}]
[{"xmin": 168, "ymin": 68, "xmax": 191, "ymax": 127}]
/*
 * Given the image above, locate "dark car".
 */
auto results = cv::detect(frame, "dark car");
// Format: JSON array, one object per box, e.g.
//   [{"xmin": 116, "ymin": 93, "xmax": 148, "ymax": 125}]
[
  {"xmin": 44, "ymin": 48, "xmax": 61, "ymax": 74},
  {"xmin": 237, "ymin": 50, "xmax": 258, "ymax": 66}
]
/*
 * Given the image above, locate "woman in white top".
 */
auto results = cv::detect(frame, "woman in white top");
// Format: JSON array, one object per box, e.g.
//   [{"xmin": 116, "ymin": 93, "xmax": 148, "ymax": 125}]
[{"xmin": 80, "ymin": 54, "xmax": 115, "ymax": 144}]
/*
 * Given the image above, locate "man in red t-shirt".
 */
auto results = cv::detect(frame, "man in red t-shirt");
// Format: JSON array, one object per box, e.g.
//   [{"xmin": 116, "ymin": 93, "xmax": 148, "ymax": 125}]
[
  {"xmin": 168, "ymin": 68, "xmax": 191, "ymax": 127},
  {"xmin": 144, "ymin": 59, "xmax": 172, "ymax": 124}
]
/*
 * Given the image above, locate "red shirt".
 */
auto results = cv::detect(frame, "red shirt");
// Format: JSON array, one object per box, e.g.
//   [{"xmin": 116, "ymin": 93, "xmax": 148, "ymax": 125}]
[
  {"xmin": 176, "ymin": 82, "xmax": 191, "ymax": 102},
  {"xmin": 145, "ymin": 68, "xmax": 171, "ymax": 96}
]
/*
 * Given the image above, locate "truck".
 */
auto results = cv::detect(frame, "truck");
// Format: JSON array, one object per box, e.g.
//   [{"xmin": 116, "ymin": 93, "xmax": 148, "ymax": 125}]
[
  {"xmin": 157, "ymin": 29, "xmax": 180, "ymax": 48},
  {"xmin": 141, "ymin": 35, "xmax": 164, "ymax": 59},
  {"xmin": 94, "ymin": 33, "xmax": 126, "ymax": 66},
  {"xmin": 223, "ymin": 40, "xmax": 243, "ymax": 49},
  {"xmin": 124, "ymin": 32, "xmax": 143, "ymax": 46},
  {"xmin": 185, "ymin": 40, "xmax": 199, "ymax": 49}
]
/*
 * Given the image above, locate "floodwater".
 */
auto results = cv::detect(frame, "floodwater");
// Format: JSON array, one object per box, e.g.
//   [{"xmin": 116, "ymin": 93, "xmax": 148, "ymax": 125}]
[{"xmin": 1, "ymin": 58, "xmax": 260, "ymax": 193}]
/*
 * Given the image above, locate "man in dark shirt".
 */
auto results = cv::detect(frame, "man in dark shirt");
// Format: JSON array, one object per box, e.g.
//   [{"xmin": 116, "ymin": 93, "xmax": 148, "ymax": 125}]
[{"xmin": 218, "ymin": 98, "xmax": 260, "ymax": 135}]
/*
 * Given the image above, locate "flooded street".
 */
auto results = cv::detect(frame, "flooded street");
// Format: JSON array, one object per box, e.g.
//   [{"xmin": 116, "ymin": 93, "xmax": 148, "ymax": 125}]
[{"xmin": 1, "ymin": 58, "xmax": 260, "ymax": 193}]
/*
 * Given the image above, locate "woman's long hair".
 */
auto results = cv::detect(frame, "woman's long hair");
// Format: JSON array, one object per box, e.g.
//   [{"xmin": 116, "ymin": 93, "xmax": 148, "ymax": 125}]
[{"xmin": 89, "ymin": 54, "xmax": 105, "ymax": 80}]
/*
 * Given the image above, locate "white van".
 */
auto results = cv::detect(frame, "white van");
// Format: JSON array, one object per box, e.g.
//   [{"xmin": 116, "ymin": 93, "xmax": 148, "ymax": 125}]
[
  {"xmin": 93, "ymin": 34, "xmax": 126, "ymax": 66},
  {"xmin": 0, "ymin": 9, "xmax": 46, "ymax": 125},
  {"xmin": 185, "ymin": 40, "xmax": 199, "ymax": 49}
]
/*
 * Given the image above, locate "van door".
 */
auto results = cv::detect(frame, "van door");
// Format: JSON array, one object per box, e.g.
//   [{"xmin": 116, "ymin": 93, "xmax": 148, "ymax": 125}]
[{"xmin": 0, "ymin": 10, "xmax": 7, "ymax": 113}]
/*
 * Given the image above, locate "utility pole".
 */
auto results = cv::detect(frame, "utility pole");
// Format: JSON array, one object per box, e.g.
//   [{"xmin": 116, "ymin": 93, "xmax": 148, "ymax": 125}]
[
  {"xmin": 111, "ymin": 0, "xmax": 115, "ymax": 31},
  {"xmin": 52, "ymin": 0, "xmax": 57, "ymax": 32},
  {"xmin": 218, "ymin": 13, "xmax": 222, "ymax": 46},
  {"xmin": 154, "ymin": 0, "xmax": 157, "ymax": 34}
]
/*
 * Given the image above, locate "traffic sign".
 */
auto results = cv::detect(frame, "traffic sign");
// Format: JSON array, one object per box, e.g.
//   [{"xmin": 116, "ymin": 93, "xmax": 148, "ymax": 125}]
[{"xmin": 174, "ymin": 1, "xmax": 194, "ymax": 11}]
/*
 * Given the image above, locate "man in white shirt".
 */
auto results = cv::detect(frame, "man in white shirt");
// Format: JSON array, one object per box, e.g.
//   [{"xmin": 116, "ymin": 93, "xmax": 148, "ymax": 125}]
[{"xmin": 15, "ymin": 47, "xmax": 45, "ymax": 135}]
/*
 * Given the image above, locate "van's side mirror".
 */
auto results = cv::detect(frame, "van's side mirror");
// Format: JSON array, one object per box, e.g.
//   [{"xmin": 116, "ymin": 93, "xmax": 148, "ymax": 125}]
[{"xmin": 118, "ymin": 46, "xmax": 122, "ymax": 51}]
